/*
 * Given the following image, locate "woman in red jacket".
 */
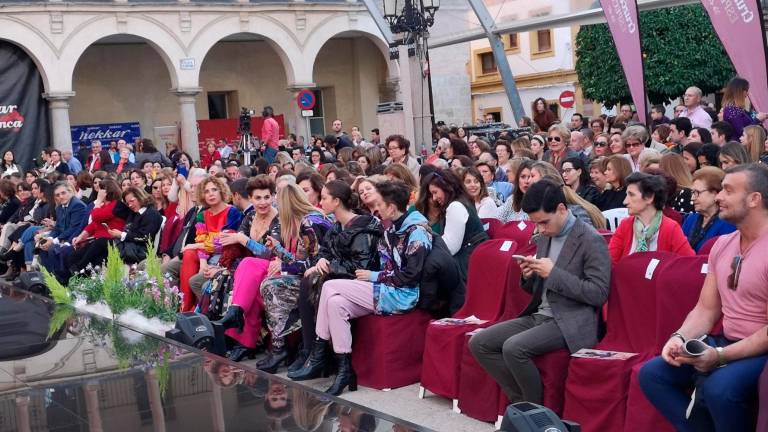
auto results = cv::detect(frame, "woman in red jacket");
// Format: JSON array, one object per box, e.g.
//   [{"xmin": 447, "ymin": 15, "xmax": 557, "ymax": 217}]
[
  {"xmin": 609, "ymin": 172, "xmax": 694, "ymax": 263},
  {"xmin": 67, "ymin": 178, "xmax": 127, "ymax": 273}
]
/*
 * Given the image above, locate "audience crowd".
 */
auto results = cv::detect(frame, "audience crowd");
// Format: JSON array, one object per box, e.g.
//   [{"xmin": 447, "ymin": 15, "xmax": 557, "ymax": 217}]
[{"xmin": 4, "ymin": 77, "xmax": 768, "ymax": 431}]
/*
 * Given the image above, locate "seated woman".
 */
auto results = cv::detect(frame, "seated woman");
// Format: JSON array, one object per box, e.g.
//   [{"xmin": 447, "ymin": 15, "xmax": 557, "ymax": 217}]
[
  {"xmin": 682, "ymin": 167, "xmax": 736, "ymax": 252},
  {"xmin": 289, "ymin": 181, "xmax": 431, "ymax": 396},
  {"xmin": 66, "ymin": 178, "xmax": 126, "ymax": 274},
  {"xmin": 108, "ymin": 186, "xmax": 162, "ymax": 265},
  {"xmin": 354, "ymin": 176, "xmax": 386, "ymax": 216},
  {"xmin": 597, "ymin": 155, "xmax": 633, "ymax": 211},
  {"xmin": 150, "ymin": 178, "xmax": 168, "ymax": 216},
  {"xmin": 179, "ymin": 176, "xmax": 243, "ymax": 311},
  {"xmin": 608, "ymin": 172, "xmax": 695, "ymax": 263},
  {"xmin": 256, "ymin": 183, "xmax": 332, "ymax": 373},
  {"xmin": 498, "ymin": 159, "xmax": 534, "ymax": 223},
  {"xmin": 530, "ymin": 162, "xmax": 606, "ymax": 230},
  {"xmin": 463, "ymin": 166, "xmax": 499, "ymax": 219},
  {"xmin": 561, "ymin": 157, "xmax": 600, "ymax": 205},
  {"xmin": 288, "ymin": 180, "xmax": 383, "ymax": 374},
  {"xmin": 0, "ymin": 179, "xmax": 21, "ymax": 225},
  {"xmin": 421, "ymin": 169, "xmax": 488, "ymax": 282},
  {"xmin": 214, "ymin": 175, "xmax": 281, "ymax": 361},
  {"xmin": 1, "ymin": 180, "xmax": 55, "ymax": 275},
  {"xmin": 659, "ymin": 153, "xmax": 695, "ymax": 214}
]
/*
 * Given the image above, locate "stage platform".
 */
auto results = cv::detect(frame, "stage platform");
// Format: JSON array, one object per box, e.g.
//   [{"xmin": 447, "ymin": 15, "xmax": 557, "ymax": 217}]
[{"xmin": 0, "ymin": 283, "xmax": 435, "ymax": 432}]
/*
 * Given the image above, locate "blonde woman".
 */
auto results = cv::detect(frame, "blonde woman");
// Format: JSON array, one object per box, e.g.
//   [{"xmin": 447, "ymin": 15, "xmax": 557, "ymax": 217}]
[
  {"xmin": 740, "ymin": 124, "xmax": 766, "ymax": 163},
  {"xmin": 256, "ymin": 183, "xmax": 332, "ymax": 373},
  {"xmin": 659, "ymin": 153, "xmax": 694, "ymax": 213}
]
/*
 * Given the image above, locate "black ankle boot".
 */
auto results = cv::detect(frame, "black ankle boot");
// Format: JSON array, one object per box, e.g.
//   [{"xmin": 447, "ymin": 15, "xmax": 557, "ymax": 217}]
[
  {"xmin": 215, "ymin": 305, "xmax": 244, "ymax": 333},
  {"xmin": 227, "ymin": 344, "xmax": 256, "ymax": 362},
  {"xmin": 325, "ymin": 353, "xmax": 357, "ymax": 396},
  {"xmin": 256, "ymin": 348, "xmax": 289, "ymax": 374},
  {"xmin": 288, "ymin": 339, "xmax": 329, "ymax": 380},
  {"xmin": 287, "ymin": 349, "xmax": 308, "ymax": 373}
]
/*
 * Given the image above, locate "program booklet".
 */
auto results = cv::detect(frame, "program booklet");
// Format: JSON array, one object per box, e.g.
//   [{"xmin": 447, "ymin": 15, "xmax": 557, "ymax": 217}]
[{"xmin": 571, "ymin": 349, "xmax": 638, "ymax": 360}]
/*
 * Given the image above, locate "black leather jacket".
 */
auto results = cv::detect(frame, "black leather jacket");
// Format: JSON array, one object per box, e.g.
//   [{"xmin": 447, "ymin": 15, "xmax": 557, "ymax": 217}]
[{"xmin": 318, "ymin": 214, "xmax": 383, "ymax": 279}]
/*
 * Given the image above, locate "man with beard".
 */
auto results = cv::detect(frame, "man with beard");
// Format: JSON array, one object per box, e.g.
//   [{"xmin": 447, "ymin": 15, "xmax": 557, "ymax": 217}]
[{"xmin": 640, "ymin": 163, "xmax": 768, "ymax": 432}]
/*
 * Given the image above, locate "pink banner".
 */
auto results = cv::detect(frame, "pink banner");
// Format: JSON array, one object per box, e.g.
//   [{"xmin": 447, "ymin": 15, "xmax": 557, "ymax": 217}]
[
  {"xmin": 600, "ymin": 0, "xmax": 647, "ymax": 125},
  {"xmin": 700, "ymin": 0, "xmax": 768, "ymax": 112}
]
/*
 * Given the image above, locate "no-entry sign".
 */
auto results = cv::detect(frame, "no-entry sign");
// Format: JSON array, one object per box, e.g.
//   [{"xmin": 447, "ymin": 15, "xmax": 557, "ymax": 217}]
[
  {"xmin": 297, "ymin": 89, "xmax": 316, "ymax": 110},
  {"xmin": 559, "ymin": 90, "xmax": 575, "ymax": 109}
]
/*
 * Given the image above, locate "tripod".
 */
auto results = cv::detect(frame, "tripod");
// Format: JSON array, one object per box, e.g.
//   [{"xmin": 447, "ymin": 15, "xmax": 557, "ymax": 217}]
[{"xmin": 239, "ymin": 132, "xmax": 261, "ymax": 166}]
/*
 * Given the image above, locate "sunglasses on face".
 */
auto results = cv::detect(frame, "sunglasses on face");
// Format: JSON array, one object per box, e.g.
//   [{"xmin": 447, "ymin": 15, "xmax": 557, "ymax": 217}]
[
  {"xmin": 595, "ymin": 141, "xmax": 608, "ymax": 147},
  {"xmin": 627, "ymin": 142, "xmax": 644, "ymax": 148},
  {"xmin": 547, "ymin": 136, "xmax": 562, "ymax": 142}
]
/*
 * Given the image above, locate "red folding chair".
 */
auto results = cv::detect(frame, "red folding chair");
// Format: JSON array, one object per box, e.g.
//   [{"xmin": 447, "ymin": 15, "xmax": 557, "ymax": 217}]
[
  {"xmin": 563, "ymin": 252, "xmax": 677, "ymax": 432},
  {"xmin": 495, "ymin": 220, "xmax": 536, "ymax": 246},
  {"xmin": 481, "ymin": 218, "xmax": 503, "ymax": 239},
  {"xmin": 623, "ymin": 255, "xmax": 707, "ymax": 432},
  {"xmin": 420, "ymin": 240, "xmax": 521, "ymax": 402},
  {"xmin": 697, "ymin": 236, "xmax": 720, "ymax": 255},
  {"xmin": 350, "ymin": 309, "xmax": 432, "ymax": 390}
]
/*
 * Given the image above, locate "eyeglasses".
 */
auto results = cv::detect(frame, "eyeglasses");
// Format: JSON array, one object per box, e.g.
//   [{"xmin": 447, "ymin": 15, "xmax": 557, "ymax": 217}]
[
  {"xmin": 561, "ymin": 168, "xmax": 574, "ymax": 174},
  {"xmin": 595, "ymin": 141, "xmax": 608, "ymax": 147},
  {"xmin": 547, "ymin": 136, "xmax": 562, "ymax": 142},
  {"xmin": 728, "ymin": 255, "xmax": 742, "ymax": 290},
  {"xmin": 152, "ymin": 186, "xmax": 161, "ymax": 190},
  {"xmin": 691, "ymin": 189, "xmax": 711, "ymax": 198}
]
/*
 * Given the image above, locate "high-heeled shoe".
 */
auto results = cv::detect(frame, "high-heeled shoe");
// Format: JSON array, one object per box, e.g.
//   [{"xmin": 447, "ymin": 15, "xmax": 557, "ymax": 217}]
[
  {"xmin": 288, "ymin": 339, "xmax": 329, "ymax": 380},
  {"xmin": 227, "ymin": 344, "xmax": 257, "ymax": 362},
  {"xmin": 214, "ymin": 305, "xmax": 244, "ymax": 333},
  {"xmin": 256, "ymin": 348, "xmax": 290, "ymax": 374},
  {"xmin": 325, "ymin": 353, "xmax": 357, "ymax": 396}
]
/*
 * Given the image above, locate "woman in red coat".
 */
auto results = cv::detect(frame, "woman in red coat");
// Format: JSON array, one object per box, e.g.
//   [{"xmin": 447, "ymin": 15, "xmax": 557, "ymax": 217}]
[{"xmin": 609, "ymin": 172, "xmax": 694, "ymax": 263}]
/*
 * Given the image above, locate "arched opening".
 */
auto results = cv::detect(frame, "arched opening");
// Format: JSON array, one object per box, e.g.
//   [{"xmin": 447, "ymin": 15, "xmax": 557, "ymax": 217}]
[
  {"xmin": 0, "ymin": 40, "xmax": 49, "ymax": 169},
  {"xmin": 196, "ymin": 33, "xmax": 291, "ymax": 147},
  {"xmin": 69, "ymin": 35, "xmax": 176, "ymax": 153},
  {"xmin": 310, "ymin": 32, "xmax": 389, "ymax": 138}
]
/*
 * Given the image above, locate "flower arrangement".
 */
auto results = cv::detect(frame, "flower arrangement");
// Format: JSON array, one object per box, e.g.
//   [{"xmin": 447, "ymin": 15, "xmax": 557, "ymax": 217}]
[{"xmin": 42, "ymin": 242, "xmax": 182, "ymax": 328}]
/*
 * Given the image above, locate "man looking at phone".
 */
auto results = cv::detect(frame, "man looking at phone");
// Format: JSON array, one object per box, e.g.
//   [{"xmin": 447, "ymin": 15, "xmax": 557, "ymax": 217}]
[
  {"xmin": 469, "ymin": 179, "xmax": 610, "ymax": 405},
  {"xmin": 639, "ymin": 163, "xmax": 768, "ymax": 431}
]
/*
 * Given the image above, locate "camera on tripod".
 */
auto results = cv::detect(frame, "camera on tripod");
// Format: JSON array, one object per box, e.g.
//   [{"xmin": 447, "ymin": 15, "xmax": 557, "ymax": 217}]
[{"xmin": 239, "ymin": 107, "xmax": 254, "ymax": 135}]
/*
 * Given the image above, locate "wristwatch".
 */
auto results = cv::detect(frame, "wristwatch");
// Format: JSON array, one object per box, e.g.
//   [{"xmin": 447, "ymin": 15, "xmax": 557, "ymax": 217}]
[
  {"xmin": 715, "ymin": 347, "xmax": 727, "ymax": 367},
  {"xmin": 671, "ymin": 332, "xmax": 686, "ymax": 343}
]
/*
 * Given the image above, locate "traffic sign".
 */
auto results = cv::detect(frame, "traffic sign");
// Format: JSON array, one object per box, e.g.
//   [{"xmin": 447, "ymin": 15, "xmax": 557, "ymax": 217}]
[
  {"xmin": 559, "ymin": 90, "xmax": 575, "ymax": 109},
  {"xmin": 297, "ymin": 89, "xmax": 316, "ymax": 110}
]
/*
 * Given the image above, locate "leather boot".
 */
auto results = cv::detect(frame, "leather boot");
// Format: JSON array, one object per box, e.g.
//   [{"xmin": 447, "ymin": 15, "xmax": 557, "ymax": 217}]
[
  {"xmin": 288, "ymin": 339, "xmax": 329, "ymax": 380},
  {"xmin": 214, "ymin": 305, "xmax": 244, "ymax": 333},
  {"xmin": 325, "ymin": 353, "xmax": 357, "ymax": 396},
  {"xmin": 2, "ymin": 264, "xmax": 19, "ymax": 281},
  {"xmin": 256, "ymin": 347, "xmax": 289, "ymax": 374},
  {"xmin": 287, "ymin": 349, "xmax": 308, "ymax": 373},
  {"xmin": 227, "ymin": 344, "xmax": 257, "ymax": 362}
]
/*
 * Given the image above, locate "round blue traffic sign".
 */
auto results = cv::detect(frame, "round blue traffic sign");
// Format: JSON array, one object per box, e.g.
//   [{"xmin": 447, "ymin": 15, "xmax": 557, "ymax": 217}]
[{"xmin": 297, "ymin": 89, "xmax": 316, "ymax": 110}]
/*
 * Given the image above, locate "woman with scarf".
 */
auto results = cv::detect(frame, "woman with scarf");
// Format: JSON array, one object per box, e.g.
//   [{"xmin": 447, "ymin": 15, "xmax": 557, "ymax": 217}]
[{"xmin": 608, "ymin": 172, "xmax": 694, "ymax": 263}]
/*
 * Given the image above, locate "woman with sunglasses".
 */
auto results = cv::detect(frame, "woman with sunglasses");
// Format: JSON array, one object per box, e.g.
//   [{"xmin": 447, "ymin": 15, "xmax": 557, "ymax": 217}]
[
  {"xmin": 543, "ymin": 124, "xmax": 578, "ymax": 169},
  {"xmin": 593, "ymin": 133, "xmax": 611, "ymax": 158},
  {"xmin": 622, "ymin": 126, "xmax": 659, "ymax": 172}
]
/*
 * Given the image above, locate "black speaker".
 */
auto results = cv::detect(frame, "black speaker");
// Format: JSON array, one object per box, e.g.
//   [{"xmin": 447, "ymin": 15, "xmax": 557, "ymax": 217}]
[
  {"xmin": 499, "ymin": 402, "xmax": 580, "ymax": 432},
  {"xmin": 166, "ymin": 312, "xmax": 226, "ymax": 356},
  {"xmin": 17, "ymin": 271, "xmax": 46, "ymax": 295}
]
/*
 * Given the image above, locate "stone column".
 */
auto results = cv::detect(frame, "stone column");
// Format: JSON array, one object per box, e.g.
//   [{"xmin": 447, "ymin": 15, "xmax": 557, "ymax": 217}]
[
  {"xmin": 83, "ymin": 381, "xmax": 103, "ymax": 432},
  {"xmin": 172, "ymin": 88, "xmax": 202, "ymax": 163},
  {"xmin": 286, "ymin": 83, "xmax": 316, "ymax": 144},
  {"xmin": 43, "ymin": 92, "xmax": 76, "ymax": 152}
]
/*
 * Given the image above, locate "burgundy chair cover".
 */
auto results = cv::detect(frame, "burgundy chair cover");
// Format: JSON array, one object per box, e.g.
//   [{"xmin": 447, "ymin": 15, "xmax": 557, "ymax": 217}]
[
  {"xmin": 481, "ymin": 218, "xmax": 503, "ymax": 239},
  {"xmin": 621, "ymin": 255, "xmax": 707, "ymax": 432},
  {"xmin": 563, "ymin": 252, "xmax": 677, "ymax": 432},
  {"xmin": 531, "ymin": 349, "xmax": 571, "ymax": 416},
  {"xmin": 697, "ymin": 236, "xmax": 720, "ymax": 255},
  {"xmin": 759, "ymin": 364, "xmax": 768, "ymax": 432},
  {"xmin": 457, "ymin": 332, "xmax": 503, "ymax": 421},
  {"xmin": 420, "ymin": 240, "xmax": 521, "ymax": 399},
  {"xmin": 496, "ymin": 220, "xmax": 536, "ymax": 247},
  {"xmin": 350, "ymin": 310, "xmax": 432, "ymax": 390}
]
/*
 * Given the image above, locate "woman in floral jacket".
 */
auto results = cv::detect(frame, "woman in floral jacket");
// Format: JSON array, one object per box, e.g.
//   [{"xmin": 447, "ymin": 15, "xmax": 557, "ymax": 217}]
[{"xmin": 289, "ymin": 180, "xmax": 432, "ymax": 396}]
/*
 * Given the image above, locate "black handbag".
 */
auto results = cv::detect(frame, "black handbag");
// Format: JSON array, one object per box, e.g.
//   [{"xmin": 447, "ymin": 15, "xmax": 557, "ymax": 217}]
[{"xmin": 117, "ymin": 241, "xmax": 147, "ymax": 264}]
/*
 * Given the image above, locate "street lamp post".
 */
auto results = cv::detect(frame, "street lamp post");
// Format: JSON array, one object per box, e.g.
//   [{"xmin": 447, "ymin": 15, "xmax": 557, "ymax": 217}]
[{"xmin": 382, "ymin": 0, "xmax": 439, "ymax": 155}]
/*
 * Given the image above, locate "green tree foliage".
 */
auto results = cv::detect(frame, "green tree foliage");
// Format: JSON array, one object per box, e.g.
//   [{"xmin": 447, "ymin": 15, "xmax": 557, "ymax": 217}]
[{"xmin": 576, "ymin": 4, "xmax": 735, "ymax": 107}]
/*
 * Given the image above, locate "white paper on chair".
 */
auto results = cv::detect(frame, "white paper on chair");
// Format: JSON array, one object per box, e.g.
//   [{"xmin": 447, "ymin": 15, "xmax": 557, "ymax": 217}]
[
  {"xmin": 571, "ymin": 349, "xmax": 638, "ymax": 360},
  {"xmin": 517, "ymin": 221, "xmax": 527, "ymax": 231},
  {"xmin": 499, "ymin": 240, "xmax": 513, "ymax": 252},
  {"xmin": 701, "ymin": 263, "xmax": 708, "ymax": 274},
  {"xmin": 645, "ymin": 258, "xmax": 660, "ymax": 280}
]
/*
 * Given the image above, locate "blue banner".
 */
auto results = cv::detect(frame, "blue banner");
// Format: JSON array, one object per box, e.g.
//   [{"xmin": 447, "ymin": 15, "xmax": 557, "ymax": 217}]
[{"xmin": 70, "ymin": 122, "xmax": 141, "ymax": 153}]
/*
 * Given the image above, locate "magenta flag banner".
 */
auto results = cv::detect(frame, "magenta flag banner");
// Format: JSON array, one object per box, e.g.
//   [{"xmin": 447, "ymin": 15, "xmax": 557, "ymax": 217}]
[
  {"xmin": 700, "ymin": 0, "xmax": 768, "ymax": 112},
  {"xmin": 600, "ymin": 0, "xmax": 647, "ymax": 125}
]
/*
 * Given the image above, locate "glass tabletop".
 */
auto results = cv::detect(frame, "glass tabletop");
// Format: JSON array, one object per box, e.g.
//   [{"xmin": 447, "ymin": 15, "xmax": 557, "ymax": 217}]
[{"xmin": 0, "ymin": 284, "xmax": 434, "ymax": 432}]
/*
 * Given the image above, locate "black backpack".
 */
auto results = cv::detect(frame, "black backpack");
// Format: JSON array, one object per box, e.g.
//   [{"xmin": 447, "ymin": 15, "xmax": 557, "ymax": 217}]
[{"xmin": 418, "ymin": 234, "xmax": 465, "ymax": 317}]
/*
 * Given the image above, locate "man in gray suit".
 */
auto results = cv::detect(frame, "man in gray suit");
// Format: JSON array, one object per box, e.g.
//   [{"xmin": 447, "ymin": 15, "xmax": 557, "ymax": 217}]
[{"xmin": 469, "ymin": 179, "xmax": 610, "ymax": 404}]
